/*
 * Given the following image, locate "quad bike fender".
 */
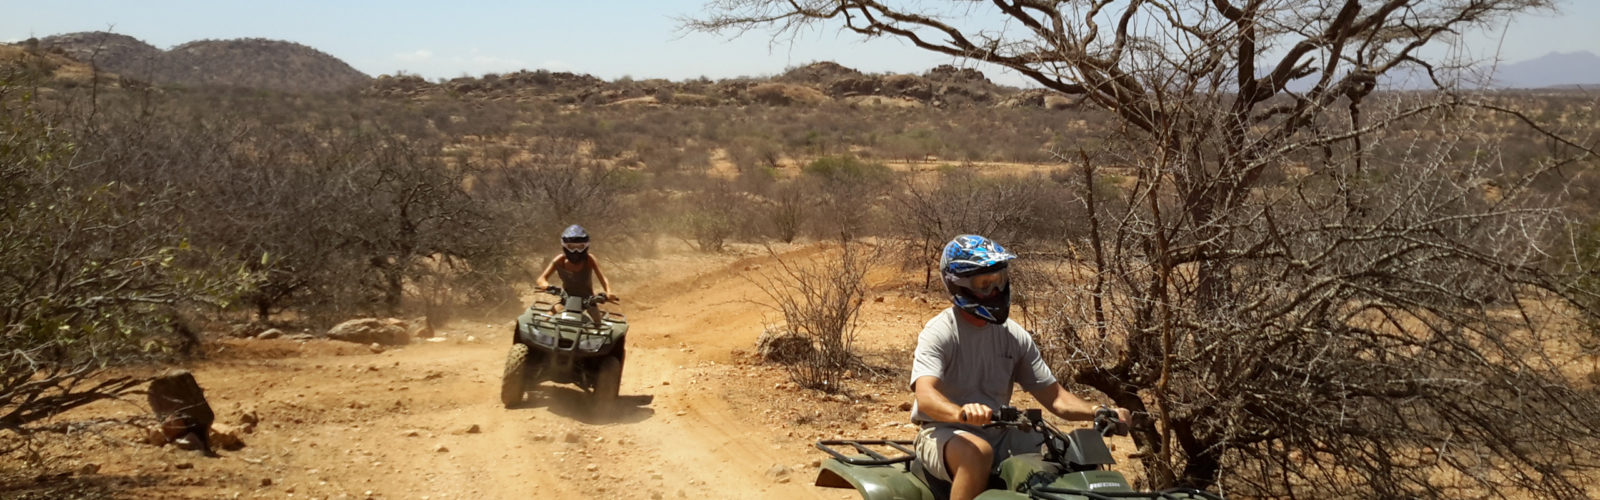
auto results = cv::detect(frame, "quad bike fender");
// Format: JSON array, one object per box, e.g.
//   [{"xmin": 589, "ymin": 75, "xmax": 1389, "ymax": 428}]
[
  {"xmin": 814, "ymin": 458, "xmax": 934, "ymax": 500},
  {"xmin": 601, "ymin": 316, "xmax": 629, "ymax": 337}
]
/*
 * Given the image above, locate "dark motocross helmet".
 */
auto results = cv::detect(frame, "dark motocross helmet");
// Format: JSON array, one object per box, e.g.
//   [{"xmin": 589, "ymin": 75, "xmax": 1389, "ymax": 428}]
[
  {"xmin": 939, "ymin": 235, "xmax": 1016, "ymax": 324},
  {"xmin": 561, "ymin": 225, "xmax": 590, "ymax": 263}
]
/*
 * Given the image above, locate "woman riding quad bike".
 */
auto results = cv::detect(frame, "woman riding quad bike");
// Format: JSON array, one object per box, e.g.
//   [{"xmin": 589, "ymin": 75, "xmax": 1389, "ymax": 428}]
[{"xmin": 504, "ymin": 225, "xmax": 628, "ymax": 412}]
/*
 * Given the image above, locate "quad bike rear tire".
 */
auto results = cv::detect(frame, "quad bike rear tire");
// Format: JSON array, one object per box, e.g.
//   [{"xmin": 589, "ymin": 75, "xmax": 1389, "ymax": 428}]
[
  {"xmin": 501, "ymin": 343, "xmax": 529, "ymax": 408},
  {"xmin": 592, "ymin": 355, "xmax": 622, "ymax": 414}
]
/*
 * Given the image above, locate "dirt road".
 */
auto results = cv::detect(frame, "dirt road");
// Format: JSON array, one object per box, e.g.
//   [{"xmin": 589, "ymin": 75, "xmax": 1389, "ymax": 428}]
[{"xmin": 8, "ymin": 242, "xmax": 943, "ymax": 500}]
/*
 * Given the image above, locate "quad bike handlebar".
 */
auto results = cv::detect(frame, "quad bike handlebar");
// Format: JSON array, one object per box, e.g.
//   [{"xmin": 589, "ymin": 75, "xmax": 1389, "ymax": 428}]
[
  {"xmin": 541, "ymin": 286, "xmax": 618, "ymax": 306},
  {"xmin": 981, "ymin": 405, "xmax": 1128, "ymax": 438}
]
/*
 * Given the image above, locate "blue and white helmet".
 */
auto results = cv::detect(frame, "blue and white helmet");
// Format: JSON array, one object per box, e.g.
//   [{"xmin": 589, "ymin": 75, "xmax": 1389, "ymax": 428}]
[
  {"xmin": 939, "ymin": 235, "xmax": 1016, "ymax": 324},
  {"xmin": 561, "ymin": 225, "xmax": 590, "ymax": 262}
]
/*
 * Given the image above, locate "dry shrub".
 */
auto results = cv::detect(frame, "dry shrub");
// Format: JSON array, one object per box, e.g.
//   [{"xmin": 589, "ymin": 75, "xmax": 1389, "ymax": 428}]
[
  {"xmin": 753, "ymin": 243, "xmax": 875, "ymax": 393},
  {"xmin": 678, "ymin": 180, "xmax": 745, "ymax": 252}
]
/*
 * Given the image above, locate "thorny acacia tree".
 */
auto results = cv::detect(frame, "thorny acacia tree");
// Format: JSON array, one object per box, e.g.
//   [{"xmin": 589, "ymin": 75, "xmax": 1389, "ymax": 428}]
[{"xmin": 693, "ymin": 1, "xmax": 1600, "ymax": 496}]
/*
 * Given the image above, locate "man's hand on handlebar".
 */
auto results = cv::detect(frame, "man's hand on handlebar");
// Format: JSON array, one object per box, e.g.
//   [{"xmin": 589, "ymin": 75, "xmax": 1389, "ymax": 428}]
[
  {"xmin": 1094, "ymin": 406, "xmax": 1132, "ymax": 436},
  {"xmin": 957, "ymin": 403, "xmax": 993, "ymax": 426}
]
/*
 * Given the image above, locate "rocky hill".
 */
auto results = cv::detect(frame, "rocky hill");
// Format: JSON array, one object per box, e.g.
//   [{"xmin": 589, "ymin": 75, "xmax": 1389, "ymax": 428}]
[
  {"xmin": 33, "ymin": 32, "xmax": 370, "ymax": 93},
  {"xmin": 13, "ymin": 32, "xmax": 1061, "ymax": 108},
  {"xmin": 366, "ymin": 61, "xmax": 1048, "ymax": 109}
]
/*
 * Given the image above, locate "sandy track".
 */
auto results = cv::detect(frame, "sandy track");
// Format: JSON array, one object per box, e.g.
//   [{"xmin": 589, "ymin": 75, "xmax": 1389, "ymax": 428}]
[{"xmin": 6, "ymin": 242, "xmax": 890, "ymax": 500}]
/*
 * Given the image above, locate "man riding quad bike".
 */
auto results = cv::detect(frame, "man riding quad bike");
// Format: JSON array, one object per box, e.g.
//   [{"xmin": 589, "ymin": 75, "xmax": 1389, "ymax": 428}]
[
  {"xmin": 501, "ymin": 286, "xmax": 628, "ymax": 412},
  {"xmin": 814, "ymin": 406, "xmax": 1223, "ymax": 500}
]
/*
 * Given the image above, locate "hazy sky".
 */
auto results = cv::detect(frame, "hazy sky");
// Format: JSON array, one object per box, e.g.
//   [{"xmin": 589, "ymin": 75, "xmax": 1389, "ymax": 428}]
[{"xmin": 4, "ymin": 1, "xmax": 1598, "ymax": 87}]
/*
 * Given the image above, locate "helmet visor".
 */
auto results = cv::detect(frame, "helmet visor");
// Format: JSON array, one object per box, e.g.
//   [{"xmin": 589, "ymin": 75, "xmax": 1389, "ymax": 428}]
[
  {"xmin": 953, "ymin": 268, "xmax": 1008, "ymax": 298},
  {"xmin": 563, "ymin": 241, "xmax": 589, "ymax": 252}
]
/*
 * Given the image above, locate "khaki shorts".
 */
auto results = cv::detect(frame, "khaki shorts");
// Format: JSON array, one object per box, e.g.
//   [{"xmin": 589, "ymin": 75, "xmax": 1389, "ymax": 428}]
[{"xmin": 914, "ymin": 423, "xmax": 1046, "ymax": 482}]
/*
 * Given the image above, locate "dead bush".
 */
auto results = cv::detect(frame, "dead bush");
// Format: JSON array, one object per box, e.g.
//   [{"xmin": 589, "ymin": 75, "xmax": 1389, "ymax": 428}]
[
  {"xmin": 752, "ymin": 242, "xmax": 875, "ymax": 392},
  {"xmin": 678, "ymin": 180, "xmax": 744, "ymax": 252},
  {"xmin": 801, "ymin": 155, "xmax": 895, "ymax": 242}
]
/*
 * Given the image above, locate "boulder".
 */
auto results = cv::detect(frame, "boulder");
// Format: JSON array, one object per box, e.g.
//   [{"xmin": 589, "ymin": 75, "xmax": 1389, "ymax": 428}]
[
  {"xmin": 843, "ymin": 95, "xmax": 924, "ymax": 109},
  {"xmin": 147, "ymin": 370, "xmax": 215, "ymax": 455},
  {"xmin": 880, "ymin": 74, "xmax": 932, "ymax": 100},
  {"xmin": 765, "ymin": 464, "xmax": 792, "ymax": 483},
  {"xmin": 827, "ymin": 77, "xmax": 880, "ymax": 97},
  {"xmin": 327, "ymin": 318, "xmax": 410, "ymax": 346},
  {"xmin": 210, "ymin": 423, "xmax": 246, "ymax": 451},
  {"xmin": 1042, "ymin": 94, "xmax": 1077, "ymax": 110},
  {"xmin": 755, "ymin": 327, "xmax": 815, "ymax": 364},
  {"xmin": 238, "ymin": 409, "xmax": 260, "ymax": 433},
  {"xmin": 229, "ymin": 322, "xmax": 270, "ymax": 338},
  {"xmin": 747, "ymin": 83, "xmax": 829, "ymax": 106},
  {"xmin": 923, "ymin": 64, "xmax": 993, "ymax": 85}
]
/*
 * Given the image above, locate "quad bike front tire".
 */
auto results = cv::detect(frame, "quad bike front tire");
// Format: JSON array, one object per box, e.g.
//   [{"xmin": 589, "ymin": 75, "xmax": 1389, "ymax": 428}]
[
  {"xmin": 592, "ymin": 355, "xmax": 622, "ymax": 414},
  {"xmin": 501, "ymin": 343, "xmax": 529, "ymax": 408}
]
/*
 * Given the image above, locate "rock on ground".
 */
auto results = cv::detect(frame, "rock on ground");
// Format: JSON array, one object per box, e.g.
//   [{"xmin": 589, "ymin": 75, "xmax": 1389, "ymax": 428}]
[
  {"xmin": 327, "ymin": 318, "xmax": 412, "ymax": 346},
  {"xmin": 147, "ymin": 370, "xmax": 215, "ymax": 455}
]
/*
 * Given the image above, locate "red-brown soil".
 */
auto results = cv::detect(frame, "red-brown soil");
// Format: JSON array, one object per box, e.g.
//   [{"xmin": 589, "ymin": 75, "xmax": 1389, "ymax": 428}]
[{"xmin": 1, "ymin": 240, "xmax": 1135, "ymax": 500}]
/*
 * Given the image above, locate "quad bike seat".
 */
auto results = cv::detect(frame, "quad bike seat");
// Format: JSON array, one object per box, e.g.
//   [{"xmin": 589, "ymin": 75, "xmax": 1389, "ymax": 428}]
[{"xmin": 910, "ymin": 456, "xmax": 951, "ymax": 500}]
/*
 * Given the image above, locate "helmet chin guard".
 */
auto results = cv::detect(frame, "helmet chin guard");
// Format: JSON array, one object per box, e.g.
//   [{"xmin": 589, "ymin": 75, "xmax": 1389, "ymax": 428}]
[
  {"xmin": 939, "ymin": 235, "xmax": 1017, "ymax": 325},
  {"xmin": 952, "ymin": 285, "xmax": 1011, "ymax": 324},
  {"xmin": 563, "ymin": 248, "xmax": 588, "ymax": 263}
]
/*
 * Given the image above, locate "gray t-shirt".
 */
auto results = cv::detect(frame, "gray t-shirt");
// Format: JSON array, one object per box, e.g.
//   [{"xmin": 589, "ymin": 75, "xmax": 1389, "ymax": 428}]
[{"xmin": 909, "ymin": 308, "xmax": 1057, "ymax": 423}]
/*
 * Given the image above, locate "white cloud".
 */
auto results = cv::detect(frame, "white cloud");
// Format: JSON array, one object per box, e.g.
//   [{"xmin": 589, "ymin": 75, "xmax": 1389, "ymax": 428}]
[{"xmin": 393, "ymin": 50, "xmax": 434, "ymax": 63}]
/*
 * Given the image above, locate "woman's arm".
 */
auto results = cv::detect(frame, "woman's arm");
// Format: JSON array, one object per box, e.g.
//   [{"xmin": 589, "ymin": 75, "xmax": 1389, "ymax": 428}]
[{"xmin": 590, "ymin": 255, "xmax": 614, "ymax": 298}]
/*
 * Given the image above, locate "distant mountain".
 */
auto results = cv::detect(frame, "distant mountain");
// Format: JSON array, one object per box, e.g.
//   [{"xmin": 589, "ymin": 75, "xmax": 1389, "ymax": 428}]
[
  {"xmin": 1284, "ymin": 51, "xmax": 1600, "ymax": 92},
  {"xmin": 1492, "ymin": 51, "xmax": 1600, "ymax": 89},
  {"xmin": 36, "ymin": 31, "xmax": 370, "ymax": 93}
]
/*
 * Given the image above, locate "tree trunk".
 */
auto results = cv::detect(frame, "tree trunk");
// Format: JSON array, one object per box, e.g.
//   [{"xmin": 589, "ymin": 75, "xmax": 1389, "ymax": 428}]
[{"xmin": 384, "ymin": 268, "xmax": 403, "ymax": 315}]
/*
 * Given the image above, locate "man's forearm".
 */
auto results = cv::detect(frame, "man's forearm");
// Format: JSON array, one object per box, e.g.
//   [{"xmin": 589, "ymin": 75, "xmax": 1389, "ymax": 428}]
[
  {"xmin": 1034, "ymin": 383, "xmax": 1097, "ymax": 421},
  {"xmin": 913, "ymin": 377, "xmax": 963, "ymax": 423},
  {"xmin": 1051, "ymin": 397, "xmax": 1097, "ymax": 421}
]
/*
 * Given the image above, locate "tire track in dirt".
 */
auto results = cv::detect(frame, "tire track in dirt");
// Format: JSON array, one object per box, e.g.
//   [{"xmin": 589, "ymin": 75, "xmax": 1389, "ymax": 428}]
[{"xmin": 345, "ymin": 242, "xmax": 843, "ymax": 499}]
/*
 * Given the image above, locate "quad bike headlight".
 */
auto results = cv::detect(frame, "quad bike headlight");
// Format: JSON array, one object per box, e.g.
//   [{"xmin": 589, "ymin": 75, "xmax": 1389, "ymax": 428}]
[
  {"xmin": 531, "ymin": 331, "xmax": 557, "ymax": 347},
  {"xmin": 577, "ymin": 336, "xmax": 608, "ymax": 352}
]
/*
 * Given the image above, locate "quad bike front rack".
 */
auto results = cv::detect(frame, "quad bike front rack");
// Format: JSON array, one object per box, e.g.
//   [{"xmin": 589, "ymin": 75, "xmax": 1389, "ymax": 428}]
[{"xmin": 816, "ymin": 439, "xmax": 916, "ymax": 466}]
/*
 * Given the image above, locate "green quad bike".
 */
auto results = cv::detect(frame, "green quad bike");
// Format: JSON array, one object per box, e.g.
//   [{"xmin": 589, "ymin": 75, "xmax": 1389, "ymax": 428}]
[
  {"xmin": 814, "ymin": 407, "xmax": 1223, "ymax": 500},
  {"xmin": 501, "ymin": 286, "xmax": 628, "ymax": 411}
]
